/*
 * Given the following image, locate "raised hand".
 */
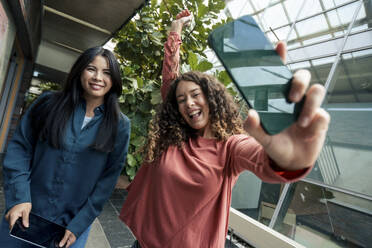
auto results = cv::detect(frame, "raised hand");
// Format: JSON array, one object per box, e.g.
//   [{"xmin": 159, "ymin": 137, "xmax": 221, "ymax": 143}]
[
  {"xmin": 170, "ymin": 9, "xmax": 193, "ymax": 35},
  {"xmin": 243, "ymin": 41, "xmax": 330, "ymax": 171}
]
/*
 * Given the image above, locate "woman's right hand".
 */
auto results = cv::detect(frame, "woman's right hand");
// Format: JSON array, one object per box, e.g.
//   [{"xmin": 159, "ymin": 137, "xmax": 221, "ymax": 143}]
[
  {"xmin": 5, "ymin": 202, "xmax": 32, "ymax": 230},
  {"xmin": 170, "ymin": 9, "xmax": 193, "ymax": 35}
]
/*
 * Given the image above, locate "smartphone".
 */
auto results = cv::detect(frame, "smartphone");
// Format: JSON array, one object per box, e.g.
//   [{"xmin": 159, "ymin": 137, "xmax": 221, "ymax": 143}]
[
  {"xmin": 9, "ymin": 212, "xmax": 66, "ymax": 248},
  {"xmin": 208, "ymin": 15, "xmax": 304, "ymax": 135}
]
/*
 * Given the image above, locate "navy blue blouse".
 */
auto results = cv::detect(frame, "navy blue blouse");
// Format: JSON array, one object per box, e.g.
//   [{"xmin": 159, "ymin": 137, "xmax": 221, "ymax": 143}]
[{"xmin": 2, "ymin": 93, "xmax": 131, "ymax": 237}]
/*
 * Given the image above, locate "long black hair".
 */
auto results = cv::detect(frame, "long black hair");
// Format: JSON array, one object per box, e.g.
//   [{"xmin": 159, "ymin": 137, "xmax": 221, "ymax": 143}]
[{"xmin": 30, "ymin": 46, "xmax": 123, "ymax": 153}]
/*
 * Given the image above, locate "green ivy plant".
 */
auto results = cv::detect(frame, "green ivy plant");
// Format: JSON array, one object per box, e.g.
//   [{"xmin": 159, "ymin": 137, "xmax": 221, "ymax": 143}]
[{"xmin": 114, "ymin": 0, "xmax": 234, "ymax": 180}]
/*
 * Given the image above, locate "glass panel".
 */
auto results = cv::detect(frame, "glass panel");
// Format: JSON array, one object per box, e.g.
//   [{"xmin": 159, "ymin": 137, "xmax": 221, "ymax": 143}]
[
  {"xmin": 287, "ymin": 61, "xmax": 311, "ymax": 71},
  {"xmin": 273, "ymin": 181, "xmax": 372, "ymax": 247},
  {"xmin": 302, "ymin": 34, "xmax": 333, "ymax": 45},
  {"xmin": 309, "ymin": 56, "xmax": 336, "ymax": 85},
  {"xmin": 287, "ymin": 56, "xmax": 334, "ymax": 87},
  {"xmin": 256, "ymin": 12, "xmax": 269, "ymax": 32},
  {"xmin": 321, "ymin": 50, "xmax": 372, "ymax": 195},
  {"xmin": 296, "ymin": 14, "xmax": 329, "ymax": 37},
  {"xmin": 284, "ymin": 0, "xmax": 305, "ymax": 22},
  {"xmin": 322, "ymin": 0, "xmax": 357, "ymax": 10},
  {"xmin": 263, "ymin": 3, "xmax": 289, "ymax": 29},
  {"xmin": 227, "ymin": 0, "xmax": 255, "ymax": 18},
  {"xmin": 232, "ymin": 171, "xmax": 284, "ymax": 225},
  {"xmin": 317, "ymin": 0, "xmax": 372, "ymax": 197},
  {"xmin": 326, "ymin": 2, "xmax": 361, "ymax": 28},
  {"xmin": 287, "ymin": 1, "xmax": 362, "ymax": 47},
  {"xmin": 322, "ymin": 0, "xmax": 337, "ymax": 10},
  {"xmin": 298, "ymin": 0, "xmax": 322, "ymax": 19},
  {"xmin": 251, "ymin": 0, "xmax": 270, "ymax": 12},
  {"xmin": 286, "ymin": 41, "xmax": 302, "ymax": 49},
  {"xmin": 288, "ymin": 37, "xmax": 343, "ymax": 62},
  {"xmin": 265, "ymin": 25, "xmax": 294, "ymax": 43}
]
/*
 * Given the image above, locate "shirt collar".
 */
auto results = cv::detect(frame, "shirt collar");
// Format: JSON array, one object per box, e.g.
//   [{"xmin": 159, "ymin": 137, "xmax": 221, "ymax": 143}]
[{"xmin": 80, "ymin": 98, "xmax": 105, "ymax": 115}]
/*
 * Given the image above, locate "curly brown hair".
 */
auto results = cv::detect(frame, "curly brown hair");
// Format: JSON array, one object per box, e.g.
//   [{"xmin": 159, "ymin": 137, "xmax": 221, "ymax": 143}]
[{"xmin": 144, "ymin": 71, "xmax": 245, "ymax": 162}]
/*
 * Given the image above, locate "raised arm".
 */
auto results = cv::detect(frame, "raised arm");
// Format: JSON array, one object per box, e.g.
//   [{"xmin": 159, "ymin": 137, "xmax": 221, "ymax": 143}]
[{"xmin": 161, "ymin": 10, "xmax": 192, "ymax": 100}]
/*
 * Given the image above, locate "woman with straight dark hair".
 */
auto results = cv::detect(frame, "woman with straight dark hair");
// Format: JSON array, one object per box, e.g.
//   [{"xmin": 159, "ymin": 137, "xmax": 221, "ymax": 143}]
[{"xmin": 0, "ymin": 46, "xmax": 131, "ymax": 248}]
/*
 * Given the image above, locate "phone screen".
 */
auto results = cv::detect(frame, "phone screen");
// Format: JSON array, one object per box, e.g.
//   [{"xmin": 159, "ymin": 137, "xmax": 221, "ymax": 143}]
[
  {"xmin": 208, "ymin": 15, "xmax": 303, "ymax": 134},
  {"xmin": 9, "ymin": 212, "xmax": 65, "ymax": 248}
]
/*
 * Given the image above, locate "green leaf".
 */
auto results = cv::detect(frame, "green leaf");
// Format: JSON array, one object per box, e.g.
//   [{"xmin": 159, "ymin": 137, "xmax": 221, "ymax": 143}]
[
  {"xmin": 217, "ymin": 70, "xmax": 232, "ymax": 86},
  {"xmin": 127, "ymin": 154, "xmax": 136, "ymax": 167},
  {"xmin": 132, "ymin": 136, "xmax": 146, "ymax": 147},
  {"xmin": 152, "ymin": 31, "xmax": 163, "ymax": 39},
  {"xmin": 215, "ymin": 1, "xmax": 226, "ymax": 11},
  {"xmin": 196, "ymin": 60, "xmax": 213, "ymax": 72},
  {"xmin": 198, "ymin": 3, "xmax": 208, "ymax": 18},
  {"xmin": 141, "ymin": 38, "xmax": 150, "ymax": 47},
  {"xmin": 137, "ymin": 76, "xmax": 144, "ymax": 88},
  {"xmin": 126, "ymin": 77, "xmax": 138, "ymax": 89},
  {"xmin": 151, "ymin": 89, "xmax": 162, "ymax": 105},
  {"xmin": 126, "ymin": 166, "xmax": 136, "ymax": 176},
  {"xmin": 142, "ymin": 17, "xmax": 152, "ymax": 23},
  {"xmin": 188, "ymin": 52, "xmax": 198, "ymax": 70},
  {"xmin": 139, "ymin": 100, "xmax": 152, "ymax": 113},
  {"xmin": 127, "ymin": 94, "xmax": 136, "ymax": 104}
]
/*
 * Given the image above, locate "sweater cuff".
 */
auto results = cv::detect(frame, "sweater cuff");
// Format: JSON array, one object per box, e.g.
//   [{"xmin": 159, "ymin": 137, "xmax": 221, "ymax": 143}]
[
  {"xmin": 66, "ymin": 210, "xmax": 94, "ymax": 238},
  {"xmin": 4, "ymin": 182, "xmax": 32, "ymax": 211},
  {"xmin": 269, "ymin": 158, "xmax": 312, "ymax": 181}
]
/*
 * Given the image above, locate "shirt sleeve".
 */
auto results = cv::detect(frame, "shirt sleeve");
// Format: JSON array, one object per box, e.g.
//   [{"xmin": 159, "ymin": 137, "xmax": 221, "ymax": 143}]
[
  {"xmin": 161, "ymin": 31, "xmax": 182, "ymax": 100},
  {"xmin": 66, "ymin": 115, "xmax": 131, "ymax": 237},
  {"xmin": 228, "ymin": 135, "xmax": 312, "ymax": 183},
  {"xmin": 2, "ymin": 92, "xmax": 50, "ymax": 211}
]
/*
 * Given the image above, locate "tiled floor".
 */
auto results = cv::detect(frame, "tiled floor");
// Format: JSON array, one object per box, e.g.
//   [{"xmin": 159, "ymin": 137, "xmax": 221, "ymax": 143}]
[{"xmin": 97, "ymin": 189, "xmax": 135, "ymax": 248}]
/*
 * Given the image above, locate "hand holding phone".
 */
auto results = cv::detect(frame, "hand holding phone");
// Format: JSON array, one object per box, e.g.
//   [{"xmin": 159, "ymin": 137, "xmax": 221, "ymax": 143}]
[
  {"xmin": 208, "ymin": 15, "xmax": 330, "ymax": 171},
  {"xmin": 10, "ymin": 212, "xmax": 66, "ymax": 248},
  {"xmin": 208, "ymin": 15, "xmax": 304, "ymax": 135},
  {"xmin": 5, "ymin": 202, "xmax": 32, "ymax": 230}
]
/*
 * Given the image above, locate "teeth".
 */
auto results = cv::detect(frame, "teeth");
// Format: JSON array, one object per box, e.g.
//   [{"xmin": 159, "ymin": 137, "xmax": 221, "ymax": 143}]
[
  {"xmin": 90, "ymin": 84, "xmax": 103, "ymax": 90},
  {"xmin": 189, "ymin": 110, "xmax": 201, "ymax": 118},
  {"xmin": 189, "ymin": 110, "xmax": 200, "ymax": 116}
]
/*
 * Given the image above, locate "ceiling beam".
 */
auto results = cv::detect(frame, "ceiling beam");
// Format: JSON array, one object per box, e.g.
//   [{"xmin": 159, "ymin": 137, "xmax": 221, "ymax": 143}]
[{"xmin": 43, "ymin": 5, "xmax": 112, "ymax": 35}]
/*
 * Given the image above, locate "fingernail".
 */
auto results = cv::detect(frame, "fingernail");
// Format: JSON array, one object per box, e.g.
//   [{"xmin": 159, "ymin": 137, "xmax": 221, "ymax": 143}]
[
  {"xmin": 291, "ymin": 92, "xmax": 299, "ymax": 102},
  {"xmin": 247, "ymin": 109, "xmax": 254, "ymax": 117},
  {"xmin": 300, "ymin": 117, "xmax": 309, "ymax": 127}
]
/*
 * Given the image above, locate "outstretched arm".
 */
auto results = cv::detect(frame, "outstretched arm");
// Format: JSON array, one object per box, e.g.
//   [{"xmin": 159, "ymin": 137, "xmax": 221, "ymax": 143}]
[
  {"xmin": 161, "ymin": 10, "xmax": 193, "ymax": 100},
  {"xmin": 244, "ymin": 41, "xmax": 330, "ymax": 172}
]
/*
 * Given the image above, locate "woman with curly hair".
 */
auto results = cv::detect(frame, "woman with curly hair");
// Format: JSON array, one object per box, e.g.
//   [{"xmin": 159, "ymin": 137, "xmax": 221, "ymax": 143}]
[{"xmin": 120, "ymin": 10, "xmax": 330, "ymax": 248}]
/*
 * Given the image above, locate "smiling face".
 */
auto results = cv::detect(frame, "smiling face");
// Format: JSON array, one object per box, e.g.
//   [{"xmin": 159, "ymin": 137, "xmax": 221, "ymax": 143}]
[
  {"xmin": 176, "ymin": 80, "xmax": 212, "ymax": 138},
  {"xmin": 80, "ymin": 55, "xmax": 112, "ymax": 104}
]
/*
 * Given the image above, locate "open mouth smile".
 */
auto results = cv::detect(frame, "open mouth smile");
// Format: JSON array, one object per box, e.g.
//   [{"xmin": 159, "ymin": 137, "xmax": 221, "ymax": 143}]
[
  {"xmin": 89, "ymin": 83, "xmax": 104, "ymax": 90},
  {"xmin": 188, "ymin": 110, "xmax": 202, "ymax": 120}
]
